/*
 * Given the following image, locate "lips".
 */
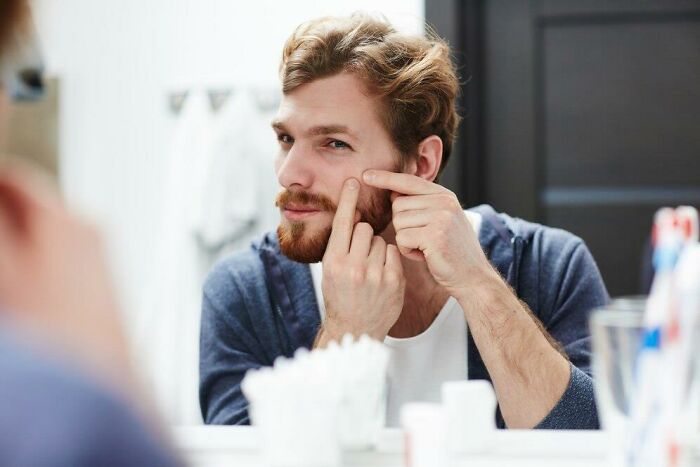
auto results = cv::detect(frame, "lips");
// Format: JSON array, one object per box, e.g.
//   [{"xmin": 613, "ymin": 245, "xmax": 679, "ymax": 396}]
[
  {"xmin": 282, "ymin": 203, "xmax": 326, "ymax": 221},
  {"xmin": 284, "ymin": 203, "xmax": 320, "ymax": 213}
]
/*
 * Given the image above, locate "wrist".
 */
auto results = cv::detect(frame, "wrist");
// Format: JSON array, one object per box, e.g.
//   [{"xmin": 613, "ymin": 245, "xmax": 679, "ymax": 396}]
[
  {"xmin": 314, "ymin": 322, "xmax": 341, "ymax": 349},
  {"xmin": 314, "ymin": 319, "xmax": 355, "ymax": 348},
  {"xmin": 453, "ymin": 264, "xmax": 506, "ymax": 304},
  {"xmin": 315, "ymin": 317, "xmax": 387, "ymax": 348}
]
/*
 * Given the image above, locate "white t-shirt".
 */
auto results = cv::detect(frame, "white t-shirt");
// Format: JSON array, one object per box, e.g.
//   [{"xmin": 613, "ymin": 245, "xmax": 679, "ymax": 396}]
[{"xmin": 309, "ymin": 211, "xmax": 481, "ymax": 426}]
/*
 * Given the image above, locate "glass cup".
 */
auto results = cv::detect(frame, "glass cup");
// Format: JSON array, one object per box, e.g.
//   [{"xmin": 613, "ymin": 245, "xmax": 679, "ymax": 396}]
[
  {"xmin": 589, "ymin": 297, "xmax": 647, "ymax": 432},
  {"xmin": 589, "ymin": 297, "xmax": 700, "ymax": 465}
]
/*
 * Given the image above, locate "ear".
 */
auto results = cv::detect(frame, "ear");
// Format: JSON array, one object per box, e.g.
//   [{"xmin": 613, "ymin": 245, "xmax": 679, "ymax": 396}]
[
  {"xmin": 0, "ymin": 169, "xmax": 36, "ymax": 297},
  {"xmin": 0, "ymin": 165, "xmax": 61, "ymax": 296},
  {"xmin": 0, "ymin": 164, "xmax": 58, "ymax": 244},
  {"xmin": 0, "ymin": 171, "xmax": 35, "ymax": 240},
  {"xmin": 412, "ymin": 135, "xmax": 443, "ymax": 183}
]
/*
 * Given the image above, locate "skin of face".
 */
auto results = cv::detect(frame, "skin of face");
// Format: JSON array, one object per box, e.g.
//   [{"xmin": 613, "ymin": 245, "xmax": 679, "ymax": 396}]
[
  {"xmin": 0, "ymin": 90, "xmax": 7, "ymax": 147},
  {"xmin": 273, "ymin": 72, "xmax": 402, "ymax": 263}
]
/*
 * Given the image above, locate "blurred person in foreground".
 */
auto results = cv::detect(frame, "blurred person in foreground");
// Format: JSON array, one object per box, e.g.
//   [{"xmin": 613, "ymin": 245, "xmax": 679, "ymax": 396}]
[
  {"xmin": 200, "ymin": 14, "xmax": 609, "ymax": 430},
  {"xmin": 0, "ymin": 1, "xmax": 179, "ymax": 465}
]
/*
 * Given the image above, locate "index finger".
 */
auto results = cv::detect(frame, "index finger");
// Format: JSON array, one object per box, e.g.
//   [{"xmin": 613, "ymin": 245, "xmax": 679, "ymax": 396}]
[
  {"xmin": 362, "ymin": 170, "xmax": 444, "ymax": 196},
  {"xmin": 326, "ymin": 178, "xmax": 360, "ymax": 254}
]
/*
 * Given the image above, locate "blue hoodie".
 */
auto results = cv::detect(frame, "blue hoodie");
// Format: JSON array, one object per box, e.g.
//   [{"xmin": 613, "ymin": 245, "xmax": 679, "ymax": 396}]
[{"xmin": 199, "ymin": 205, "xmax": 609, "ymax": 429}]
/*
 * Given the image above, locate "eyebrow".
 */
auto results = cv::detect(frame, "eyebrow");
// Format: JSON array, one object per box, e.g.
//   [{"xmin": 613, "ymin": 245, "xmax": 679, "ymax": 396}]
[{"xmin": 271, "ymin": 120, "xmax": 357, "ymax": 139}]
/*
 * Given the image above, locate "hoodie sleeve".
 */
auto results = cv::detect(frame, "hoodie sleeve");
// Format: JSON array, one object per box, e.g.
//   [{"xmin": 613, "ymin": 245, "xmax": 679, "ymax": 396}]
[
  {"xmin": 199, "ymin": 291, "xmax": 260, "ymax": 425},
  {"xmin": 199, "ymin": 255, "xmax": 272, "ymax": 426},
  {"xmin": 532, "ymin": 235, "xmax": 609, "ymax": 429}
]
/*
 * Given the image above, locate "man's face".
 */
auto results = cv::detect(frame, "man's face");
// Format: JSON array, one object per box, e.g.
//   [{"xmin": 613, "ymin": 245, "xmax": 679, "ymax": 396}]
[{"xmin": 273, "ymin": 72, "xmax": 401, "ymax": 263}]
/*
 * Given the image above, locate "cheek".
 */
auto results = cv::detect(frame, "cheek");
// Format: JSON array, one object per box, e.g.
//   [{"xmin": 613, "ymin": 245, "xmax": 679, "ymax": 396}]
[
  {"xmin": 273, "ymin": 154, "xmax": 283, "ymax": 178},
  {"xmin": 283, "ymin": 152, "xmax": 393, "ymax": 210},
  {"xmin": 348, "ymin": 151, "xmax": 401, "ymax": 186},
  {"xmin": 357, "ymin": 185, "xmax": 382, "ymax": 210}
]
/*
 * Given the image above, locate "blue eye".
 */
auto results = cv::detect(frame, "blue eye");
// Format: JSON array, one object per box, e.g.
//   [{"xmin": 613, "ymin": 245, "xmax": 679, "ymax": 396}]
[{"xmin": 328, "ymin": 140, "xmax": 350, "ymax": 150}]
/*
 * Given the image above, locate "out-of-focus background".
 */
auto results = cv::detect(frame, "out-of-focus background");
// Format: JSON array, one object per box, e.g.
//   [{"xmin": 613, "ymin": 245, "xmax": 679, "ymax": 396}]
[{"xmin": 10, "ymin": 0, "xmax": 699, "ymax": 425}]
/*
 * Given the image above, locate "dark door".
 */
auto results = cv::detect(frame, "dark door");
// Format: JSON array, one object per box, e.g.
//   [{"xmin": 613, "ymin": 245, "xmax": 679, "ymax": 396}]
[{"xmin": 427, "ymin": 0, "xmax": 700, "ymax": 296}]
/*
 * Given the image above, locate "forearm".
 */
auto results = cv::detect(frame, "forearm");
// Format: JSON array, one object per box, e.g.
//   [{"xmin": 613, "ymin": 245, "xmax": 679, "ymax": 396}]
[{"xmin": 456, "ymin": 269, "xmax": 570, "ymax": 429}]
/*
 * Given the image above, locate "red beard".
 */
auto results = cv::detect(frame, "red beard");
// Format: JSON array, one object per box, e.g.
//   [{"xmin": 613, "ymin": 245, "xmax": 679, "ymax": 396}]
[{"xmin": 276, "ymin": 186, "xmax": 393, "ymax": 263}]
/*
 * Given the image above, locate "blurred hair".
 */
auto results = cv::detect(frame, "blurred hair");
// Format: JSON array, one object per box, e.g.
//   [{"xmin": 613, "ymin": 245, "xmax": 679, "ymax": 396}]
[
  {"xmin": 0, "ymin": 0, "xmax": 28, "ymax": 54},
  {"xmin": 280, "ymin": 13, "xmax": 461, "ymax": 179}
]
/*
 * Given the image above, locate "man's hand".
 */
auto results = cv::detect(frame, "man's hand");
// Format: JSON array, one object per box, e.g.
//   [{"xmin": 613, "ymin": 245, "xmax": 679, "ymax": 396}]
[
  {"xmin": 316, "ymin": 178, "xmax": 405, "ymax": 346},
  {"xmin": 363, "ymin": 170, "xmax": 496, "ymax": 300},
  {"xmin": 364, "ymin": 169, "xmax": 572, "ymax": 429}
]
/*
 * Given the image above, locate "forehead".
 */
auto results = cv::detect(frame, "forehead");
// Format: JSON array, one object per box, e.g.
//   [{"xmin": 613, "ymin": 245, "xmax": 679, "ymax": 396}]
[{"xmin": 274, "ymin": 72, "xmax": 384, "ymax": 134}]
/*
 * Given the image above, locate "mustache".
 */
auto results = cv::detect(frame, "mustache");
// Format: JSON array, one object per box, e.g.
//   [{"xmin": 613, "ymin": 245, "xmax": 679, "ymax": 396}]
[{"xmin": 275, "ymin": 189, "xmax": 337, "ymax": 212}]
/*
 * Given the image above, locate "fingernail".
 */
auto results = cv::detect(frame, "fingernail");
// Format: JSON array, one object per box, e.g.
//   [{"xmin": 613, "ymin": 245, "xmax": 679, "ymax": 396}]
[
  {"xmin": 363, "ymin": 171, "xmax": 375, "ymax": 182},
  {"xmin": 347, "ymin": 178, "xmax": 359, "ymax": 190}
]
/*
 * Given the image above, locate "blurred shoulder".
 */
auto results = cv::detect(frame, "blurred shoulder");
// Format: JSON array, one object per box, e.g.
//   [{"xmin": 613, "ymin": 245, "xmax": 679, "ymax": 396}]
[{"xmin": 0, "ymin": 332, "xmax": 180, "ymax": 467}]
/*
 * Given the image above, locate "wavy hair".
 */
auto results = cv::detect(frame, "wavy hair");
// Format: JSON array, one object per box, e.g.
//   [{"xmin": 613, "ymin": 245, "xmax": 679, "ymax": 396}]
[{"xmin": 280, "ymin": 13, "xmax": 461, "ymax": 178}]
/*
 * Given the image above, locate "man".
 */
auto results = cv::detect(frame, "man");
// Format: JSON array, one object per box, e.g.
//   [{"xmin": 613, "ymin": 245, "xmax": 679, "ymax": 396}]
[
  {"xmin": 200, "ymin": 14, "xmax": 609, "ymax": 429},
  {"xmin": 0, "ymin": 1, "xmax": 180, "ymax": 464}
]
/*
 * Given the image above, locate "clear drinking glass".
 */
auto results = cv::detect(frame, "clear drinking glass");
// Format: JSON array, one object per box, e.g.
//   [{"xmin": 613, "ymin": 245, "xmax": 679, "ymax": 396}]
[
  {"xmin": 589, "ymin": 297, "xmax": 700, "ymax": 465},
  {"xmin": 589, "ymin": 297, "xmax": 647, "ymax": 432}
]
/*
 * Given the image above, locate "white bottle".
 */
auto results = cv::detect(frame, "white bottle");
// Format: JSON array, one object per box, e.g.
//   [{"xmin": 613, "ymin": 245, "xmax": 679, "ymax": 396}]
[{"xmin": 401, "ymin": 403, "xmax": 447, "ymax": 467}]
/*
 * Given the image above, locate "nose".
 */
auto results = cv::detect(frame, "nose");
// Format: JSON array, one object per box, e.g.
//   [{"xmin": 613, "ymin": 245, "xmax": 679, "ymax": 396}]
[{"xmin": 276, "ymin": 143, "xmax": 315, "ymax": 189}]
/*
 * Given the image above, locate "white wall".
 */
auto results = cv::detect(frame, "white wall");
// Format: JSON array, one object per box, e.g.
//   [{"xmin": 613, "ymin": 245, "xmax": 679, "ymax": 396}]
[{"xmin": 30, "ymin": 0, "xmax": 424, "ymax": 421}]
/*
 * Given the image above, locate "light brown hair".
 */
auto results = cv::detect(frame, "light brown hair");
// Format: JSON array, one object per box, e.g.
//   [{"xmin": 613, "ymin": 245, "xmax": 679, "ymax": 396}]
[
  {"xmin": 0, "ymin": 0, "xmax": 28, "ymax": 55},
  {"xmin": 280, "ymin": 13, "xmax": 461, "ymax": 179}
]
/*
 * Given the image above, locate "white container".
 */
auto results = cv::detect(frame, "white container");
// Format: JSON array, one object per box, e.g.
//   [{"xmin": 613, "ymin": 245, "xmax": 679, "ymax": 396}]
[
  {"xmin": 244, "ymin": 374, "xmax": 341, "ymax": 467},
  {"xmin": 400, "ymin": 402, "xmax": 447, "ymax": 467},
  {"xmin": 441, "ymin": 380, "xmax": 497, "ymax": 454},
  {"xmin": 334, "ymin": 334, "xmax": 389, "ymax": 450}
]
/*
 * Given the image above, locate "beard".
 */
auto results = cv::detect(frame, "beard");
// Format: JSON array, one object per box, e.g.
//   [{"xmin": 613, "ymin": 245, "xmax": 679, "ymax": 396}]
[{"xmin": 276, "ymin": 185, "xmax": 393, "ymax": 263}]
